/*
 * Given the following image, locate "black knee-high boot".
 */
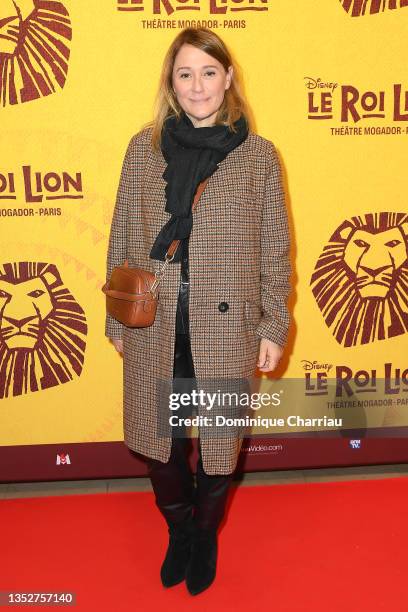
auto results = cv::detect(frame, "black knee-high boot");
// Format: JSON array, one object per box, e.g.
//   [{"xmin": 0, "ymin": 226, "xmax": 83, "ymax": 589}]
[
  {"xmin": 186, "ymin": 438, "xmax": 235, "ymax": 595},
  {"xmin": 147, "ymin": 436, "xmax": 195, "ymax": 587},
  {"xmin": 147, "ymin": 328, "xmax": 196, "ymax": 587}
]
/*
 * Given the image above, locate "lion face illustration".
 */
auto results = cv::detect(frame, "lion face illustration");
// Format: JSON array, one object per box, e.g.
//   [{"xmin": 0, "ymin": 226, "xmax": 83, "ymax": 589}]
[
  {"xmin": 342, "ymin": 226, "xmax": 407, "ymax": 298},
  {"xmin": 310, "ymin": 212, "xmax": 408, "ymax": 347},
  {"xmin": 339, "ymin": 0, "xmax": 408, "ymax": 16},
  {"xmin": 0, "ymin": 262, "xmax": 87, "ymax": 398},
  {"xmin": 0, "ymin": 0, "xmax": 71, "ymax": 107}
]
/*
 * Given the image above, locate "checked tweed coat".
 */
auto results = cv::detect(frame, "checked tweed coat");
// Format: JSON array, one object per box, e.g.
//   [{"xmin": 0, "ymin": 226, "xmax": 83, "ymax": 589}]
[{"xmin": 105, "ymin": 126, "xmax": 291, "ymax": 475}]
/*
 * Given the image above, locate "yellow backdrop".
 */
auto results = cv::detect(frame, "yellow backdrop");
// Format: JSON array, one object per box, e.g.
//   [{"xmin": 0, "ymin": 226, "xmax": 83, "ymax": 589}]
[{"xmin": 1, "ymin": 0, "xmax": 407, "ymax": 449}]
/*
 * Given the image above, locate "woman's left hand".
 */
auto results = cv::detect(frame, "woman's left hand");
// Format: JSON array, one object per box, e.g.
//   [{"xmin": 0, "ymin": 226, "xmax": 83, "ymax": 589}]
[{"xmin": 257, "ymin": 338, "xmax": 284, "ymax": 372}]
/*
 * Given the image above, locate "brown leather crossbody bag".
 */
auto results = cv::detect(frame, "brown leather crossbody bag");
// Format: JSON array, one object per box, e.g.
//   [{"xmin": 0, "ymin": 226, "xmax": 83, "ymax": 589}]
[{"xmin": 102, "ymin": 179, "xmax": 209, "ymax": 328}]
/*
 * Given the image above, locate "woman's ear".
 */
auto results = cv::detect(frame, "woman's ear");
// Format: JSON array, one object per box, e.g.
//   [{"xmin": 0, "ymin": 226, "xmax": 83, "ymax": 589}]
[{"xmin": 225, "ymin": 65, "xmax": 233, "ymax": 90}]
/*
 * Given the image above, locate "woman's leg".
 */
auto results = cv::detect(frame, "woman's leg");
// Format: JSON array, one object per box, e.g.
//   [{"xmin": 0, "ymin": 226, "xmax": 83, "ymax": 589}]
[
  {"xmin": 185, "ymin": 438, "xmax": 236, "ymax": 596},
  {"xmin": 175, "ymin": 332, "xmax": 236, "ymax": 596},
  {"xmin": 146, "ymin": 331, "xmax": 196, "ymax": 587}
]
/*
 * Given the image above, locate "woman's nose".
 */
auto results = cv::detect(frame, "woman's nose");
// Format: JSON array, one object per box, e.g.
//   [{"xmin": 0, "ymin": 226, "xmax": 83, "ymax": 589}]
[{"xmin": 191, "ymin": 75, "xmax": 204, "ymax": 92}]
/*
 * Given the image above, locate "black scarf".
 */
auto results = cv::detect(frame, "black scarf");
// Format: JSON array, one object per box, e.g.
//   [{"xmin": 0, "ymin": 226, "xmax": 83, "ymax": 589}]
[{"xmin": 149, "ymin": 110, "xmax": 249, "ymax": 263}]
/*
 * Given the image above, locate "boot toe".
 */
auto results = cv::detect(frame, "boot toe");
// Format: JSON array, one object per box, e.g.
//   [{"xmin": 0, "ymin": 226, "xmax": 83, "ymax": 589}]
[
  {"xmin": 160, "ymin": 520, "xmax": 194, "ymax": 588},
  {"xmin": 186, "ymin": 532, "xmax": 218, "ymax": 595}
]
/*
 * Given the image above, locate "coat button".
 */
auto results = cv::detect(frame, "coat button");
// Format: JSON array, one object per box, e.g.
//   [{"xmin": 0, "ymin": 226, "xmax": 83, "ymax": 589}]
[{"xmin": 218, "ymin": 301, "xmax": 229, "ymax": 312}]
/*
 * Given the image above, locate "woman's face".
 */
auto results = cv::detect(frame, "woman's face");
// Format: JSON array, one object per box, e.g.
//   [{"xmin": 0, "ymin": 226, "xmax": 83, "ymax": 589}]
[{"xmin": 172, "ymin": 43, "xmax": 232, "ymax": 128}]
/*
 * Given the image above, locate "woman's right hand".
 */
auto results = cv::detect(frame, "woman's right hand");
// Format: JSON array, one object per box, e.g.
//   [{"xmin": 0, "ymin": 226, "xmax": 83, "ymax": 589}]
[{"xmin": 111, "ymin": 338, "xmax": 123, "ymax": 354}]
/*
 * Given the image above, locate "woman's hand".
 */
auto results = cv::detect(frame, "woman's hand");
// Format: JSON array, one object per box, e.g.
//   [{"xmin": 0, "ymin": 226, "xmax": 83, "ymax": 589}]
[
  {"xmin": 257, "ymin": 338, "xmax": 283, "ymax": 372},
  {"xmin": 111, "ymin": 338, "xmax": 123, "ymax": 354}
]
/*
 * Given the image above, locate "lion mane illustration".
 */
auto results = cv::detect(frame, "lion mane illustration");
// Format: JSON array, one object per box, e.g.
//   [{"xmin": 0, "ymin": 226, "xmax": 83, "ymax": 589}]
[
  {"xmin": 339, "ymin": 0, "xmax": 408, "ymax": 16},
  {"xmin": 0, "ymin": 262, "xmax": 87, "ymax": 398},
  {"xmin": 0, "ymin": 0, "xmax": 71, "ymax": 107},
  {"xmin": 310, "ymin": 212, "xmax": 408, "ymax": 347}
]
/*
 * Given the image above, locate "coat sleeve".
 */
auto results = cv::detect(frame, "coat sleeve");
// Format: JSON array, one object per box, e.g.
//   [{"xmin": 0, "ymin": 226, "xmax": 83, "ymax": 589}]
[
  {"xmin": 254, "ymin": 141, "xmax": 292, "ymax": 348},
  {"xmin": 104, "ymin": 134, "xmax": 137, "ymax": 339}
]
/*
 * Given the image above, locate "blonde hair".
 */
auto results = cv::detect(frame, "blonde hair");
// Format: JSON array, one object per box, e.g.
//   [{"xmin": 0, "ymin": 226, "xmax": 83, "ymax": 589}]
[{"xmin": 142, "ymin": 27, "xmax": 254, "ymax": 152}]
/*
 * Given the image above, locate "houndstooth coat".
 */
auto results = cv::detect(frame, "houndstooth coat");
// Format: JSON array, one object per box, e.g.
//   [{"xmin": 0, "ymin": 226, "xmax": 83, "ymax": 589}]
[{"xmin": 105, "ymin": 126, "xmax": 291, "ymax": 475}]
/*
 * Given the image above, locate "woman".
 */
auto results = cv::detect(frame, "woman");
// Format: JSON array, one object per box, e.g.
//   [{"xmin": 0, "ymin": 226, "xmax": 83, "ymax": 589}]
[{"xmin": 105, "ymin": 27, "xmax": 292, "ymax": 596}]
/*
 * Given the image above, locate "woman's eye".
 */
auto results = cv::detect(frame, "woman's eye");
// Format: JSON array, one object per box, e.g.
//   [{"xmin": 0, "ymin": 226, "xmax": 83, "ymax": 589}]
[{"xmin": 178, "ymin": 71, "xmax": 216, "ymax": 79}]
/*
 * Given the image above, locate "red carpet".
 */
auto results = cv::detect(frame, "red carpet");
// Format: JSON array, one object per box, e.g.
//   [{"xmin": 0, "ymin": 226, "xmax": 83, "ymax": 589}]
[{"xmin": 1, "ymin": 476, "xmax": 408, "ymax": 611}]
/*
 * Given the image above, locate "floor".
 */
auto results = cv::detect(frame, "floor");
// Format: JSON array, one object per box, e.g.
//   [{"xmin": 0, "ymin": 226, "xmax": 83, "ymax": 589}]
[{"xmin": 1, "ymin": 463, "xmax": 408, "ymax": 499}]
